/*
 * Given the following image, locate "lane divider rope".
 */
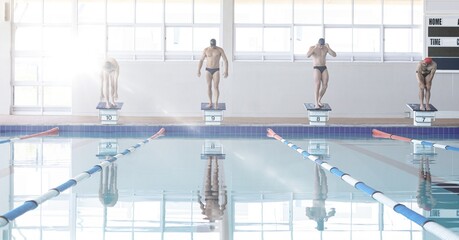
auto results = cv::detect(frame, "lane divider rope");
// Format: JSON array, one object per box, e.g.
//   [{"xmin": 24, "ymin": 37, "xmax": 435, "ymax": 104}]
[
  {"xmin": 0, "ymin": 128, "xmax": 165, "ymax": 228},
  {"xmin": 267, "ymin": 128, "xmax": 459, "ymax": 240}
]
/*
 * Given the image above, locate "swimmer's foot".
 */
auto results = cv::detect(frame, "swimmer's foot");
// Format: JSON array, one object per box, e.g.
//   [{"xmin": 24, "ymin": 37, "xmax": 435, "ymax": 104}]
[
  {"xmin": 214, "ymin": 103, "xmax": 219, "ymax": 109},
  {"xmin": 426, "ymin": 104, "xmax": 431, "ymax": 111},
  {"xmin": 420, "ymin": 104, "xmax": 425, "ymax": 111},
  {"xmin": 207, "ymin": 103, "xmax": 213, "ymax": 109},
  {"xmin": 314, "ymin": 104, "xmax": 322, "ymax": 109},
  {"xmin": 318, "ymin": 102, "xmax": 324, "ymax": 107}
]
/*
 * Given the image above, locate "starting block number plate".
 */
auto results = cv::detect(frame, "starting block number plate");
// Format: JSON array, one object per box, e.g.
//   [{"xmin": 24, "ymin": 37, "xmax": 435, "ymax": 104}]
[
  {"xmin": 304, "ymin": 103, "xmax": 331, "ymax": 126},
  {"xmin": 204, "ymin": 111, "xmax": 223, "ymax": 125},
  {"xmin": 308, "ymin": 111, "xmax": 329, "ymax": 126},
  {"xmin": 201, "ymin": 103, "xmax": 226, "ymax": 125},
  {"xmin": 97, "ymin": 102, "xmax": 123, "ymax": 125},
  {"xmin": 415, "ymin": 116, "xmax": 433, "ymax": 123},
  {"xmin": 100, "ymin": 109, "xmax": 119, "ymax": 124},
  {"xmin": 413, "ymin": 111, "xmax": 435, "ymax": 126}
]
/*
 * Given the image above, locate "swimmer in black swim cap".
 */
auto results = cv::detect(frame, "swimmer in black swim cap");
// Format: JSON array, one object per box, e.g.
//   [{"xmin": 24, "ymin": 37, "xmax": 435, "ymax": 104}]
[{"xmin": 318, "ymin": 38, "xmax": 325, "ymax": 46}]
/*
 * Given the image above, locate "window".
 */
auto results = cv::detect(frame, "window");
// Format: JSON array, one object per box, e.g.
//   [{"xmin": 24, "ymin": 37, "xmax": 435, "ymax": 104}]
[
  {"xmin": 294, "ymin": 26, "xmax": 322, "ymax": 55},
  {"xmin": 234, "ymin": 0, "xmax": 423, "ymax": 61},
  {"xmin": 234, "ymin": 0, "xmax": 263, "ymax": 24},
  {"xmin": 354, "ymin": 0, "xmax": 382, "ymax": 25},
  {"xmin": 264, "ymin": 0, "xmax": 292, "ymax": 24},
  {"xmin": 12, "ymin": 0, "xmax": 221, "ymax": 114},
  {"xmin": 13, "ymin": 0, "xmax": 73, "ymax": 114},
  {"xmin": 294, "ymin": 0, "xmax": 322, "ymax": 24},
  {"xmin": 235, "ymin": 28, "xmax": 263, "ymax": 52},
  {"xmin": 384, "ymin": 0, "xmax": 412, "ymax": 25},
  {"xmin": 325, "ymin": 28, "xmax": 353, "ymax": 53},
  {"xmin": 324, "ymin": 0, "xmax": 352, "ymax": 24},
  {"xmin": 384, "ymin": 28, "xmax": 414, "ymax": 54}
]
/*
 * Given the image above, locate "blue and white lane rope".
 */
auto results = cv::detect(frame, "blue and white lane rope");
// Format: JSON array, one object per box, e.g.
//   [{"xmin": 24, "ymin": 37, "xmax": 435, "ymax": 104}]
[
  {"xmin": 0, "ymin": 127, "xmax": 59, "ymax": 145},
  {"xmin": 267, "ymin": 128, "xmax": 459, "ymax": 240},
  {"xmin": 373, "ymin": 129, "xmax": 459, "ymax": 153},
  {"xmin": 0, "ymin": 128, "xmax": 165, "ymax": 228}
]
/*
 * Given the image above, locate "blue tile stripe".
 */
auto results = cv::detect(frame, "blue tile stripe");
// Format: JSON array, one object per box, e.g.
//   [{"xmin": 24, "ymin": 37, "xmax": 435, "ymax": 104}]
[{"xmin": 0, "ymin": 125, "xmax": 458, "ymax": 139}]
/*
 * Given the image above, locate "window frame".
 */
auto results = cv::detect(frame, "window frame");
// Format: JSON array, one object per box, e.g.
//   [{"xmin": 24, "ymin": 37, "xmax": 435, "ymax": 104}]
[{"xmin": 233, "ymin": 0, "xmax": 423, "ymax": 62}]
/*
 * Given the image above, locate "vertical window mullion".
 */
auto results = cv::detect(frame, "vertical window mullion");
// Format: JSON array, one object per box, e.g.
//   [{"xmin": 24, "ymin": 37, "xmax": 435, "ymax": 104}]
[
  {"xmin": 161, "ymin": 0, "xmax": 166, "ymax": 61},
  {"xmin": 105, "ymin": 0, "xmax": 108, "ymax": 55},
  {"xmin": 290, "ymin": 0, "xmax": 294, "ymax": 61},
  {"xmin": 40, "ymin": 0, "xmax": 44, "ymax": 112},
  {"xmin": 192, "ymin": 0, "xmax": 195, "ymax": 60},
  {"xmin": 262, "ymin": 0, "xmax": 265, "ymax": 61},
  {"xmin": 321, "ymin": 0, "xmax": 325, "ymax": 37},
  {"xmin": 134, "ymin": 0, "xmax": 137, "ymax": 57},
  {"xmin": 351, "ymin": 0, "xmax": 354, "ymax": 55},
  {"xmin": 381, "ymin": 0, "xmax": 385, "ymax": 61},
  {"xmin": 410, "ymin": 0, "xmax": 414, "ymax": 56}
]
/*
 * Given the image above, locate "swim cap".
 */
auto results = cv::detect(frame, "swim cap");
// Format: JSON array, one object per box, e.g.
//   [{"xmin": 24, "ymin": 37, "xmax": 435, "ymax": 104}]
[
  {"xmin": 424, "ymin": 57, "xmax": 432, "ymax": 64},
  {"xmin": 318, "ymin": 38, "xmax": 325, "ymax": 45},
  {"xmin": 210, "ymin": 39, "xmax": 216, "ymax": 47}
]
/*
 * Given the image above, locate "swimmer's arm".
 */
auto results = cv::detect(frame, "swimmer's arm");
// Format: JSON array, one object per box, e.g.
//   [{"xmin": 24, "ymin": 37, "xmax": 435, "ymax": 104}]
[
  {"xmin": 415, "ymin": 62, "xmax": 423, "ymax": 79},
  {"xmin": 428, "ymin": 66, "xmax": 437, "ymax": 80},
  {"xmin": 197, "ymin": 49, "xmax": 207, "ymax": 77},
  {"xmin": 306, "ymin": 46, "xmax": 315, "ymax": 58},
  {"xmin": 326, "ymin": 44, "xmax": 337, "ymax": 57},
  {"xmin": 220, "ymin": 48, "xmax": 229, "ymax": 78}
]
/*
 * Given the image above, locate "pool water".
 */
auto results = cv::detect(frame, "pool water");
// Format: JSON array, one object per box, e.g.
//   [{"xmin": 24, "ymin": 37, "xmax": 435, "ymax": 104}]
[{"xmin": 0, "ymin": 133, "xmax": 458, "ymax": 240}]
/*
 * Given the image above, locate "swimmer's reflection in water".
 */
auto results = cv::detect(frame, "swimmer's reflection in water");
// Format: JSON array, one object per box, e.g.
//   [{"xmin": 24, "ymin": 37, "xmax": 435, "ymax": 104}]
[
  {"xmin": 99, "ymin": 162, "xmax": 118, "ymax": 207},
  {"xmin": 197, "ymin": 155, "xmax": 227, "ymax": 230},
  {"xmin": 306, "ymin": 164, "xmax": 335, "ymax": 231}
]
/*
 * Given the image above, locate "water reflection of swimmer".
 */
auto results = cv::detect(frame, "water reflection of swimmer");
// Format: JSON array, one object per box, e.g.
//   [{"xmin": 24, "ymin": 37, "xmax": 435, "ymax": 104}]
[
  {"xmin": 99, "ymin": 163, "xmax": 118, "ymax": 207},
  {"xmin": 198, "ymin": 155, "xmax": 227, "ymax": 226},
  {"xmin": 306, "ymin": 164, "xmax": 335, "ymax": 231},
  {"xmin": 417, "ymin": 157, "xmax": 436, "ymax": 211}
]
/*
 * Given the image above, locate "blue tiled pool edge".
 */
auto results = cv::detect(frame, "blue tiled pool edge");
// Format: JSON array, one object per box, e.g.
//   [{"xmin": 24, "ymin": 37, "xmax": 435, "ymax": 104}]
[{"xmin": 1, "ymin": 125, "xmax": 458, "ymax": 139}]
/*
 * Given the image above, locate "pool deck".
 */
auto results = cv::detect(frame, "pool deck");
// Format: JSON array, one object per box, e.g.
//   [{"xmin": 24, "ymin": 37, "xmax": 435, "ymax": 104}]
[{"xmin": 0, "ymin": 115, "xmax": 458, "ymax": 126}]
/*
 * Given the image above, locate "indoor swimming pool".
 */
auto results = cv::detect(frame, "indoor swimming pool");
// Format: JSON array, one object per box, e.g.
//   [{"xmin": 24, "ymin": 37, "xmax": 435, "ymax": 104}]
[{"xmin": 0, "ymin": 127, "xmax": 458, "ymax": 240}]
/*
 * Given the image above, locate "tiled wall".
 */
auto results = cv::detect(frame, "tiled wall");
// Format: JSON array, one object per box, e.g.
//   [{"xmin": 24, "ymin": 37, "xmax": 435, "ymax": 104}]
[{"xmin": 1, "ymin": 125, "xmax": 458, "ymax": 139}]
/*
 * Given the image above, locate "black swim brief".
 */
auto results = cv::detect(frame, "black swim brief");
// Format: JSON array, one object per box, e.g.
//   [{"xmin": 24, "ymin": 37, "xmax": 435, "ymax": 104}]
[
  {"xmin": 313, "ymin": 66, "xmax": 327, "ymax": 73},
  {"xmin": 206, "ymin": 68, "xmax": 220, "ymax": 75}
]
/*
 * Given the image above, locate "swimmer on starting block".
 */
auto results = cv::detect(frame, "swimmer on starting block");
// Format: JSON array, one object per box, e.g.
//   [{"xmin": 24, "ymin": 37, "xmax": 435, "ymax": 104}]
[
  {"xmin": 100, "ymin": 57, "xmax": 119, "ymax": 108},
  {"xmin": 197, "ymin": 39, "xmax": 229, "ymax": 109},
  {"xmin": 416, "ymin": 57, "xmax": 437, "ymax": 111},
  {"xmin": 307, "ymin": 38, "xmax": 337, "ymax": 109}
]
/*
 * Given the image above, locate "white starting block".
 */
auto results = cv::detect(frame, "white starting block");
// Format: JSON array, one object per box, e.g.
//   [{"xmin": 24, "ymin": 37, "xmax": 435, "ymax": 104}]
[
  {"xmin": 201, "ymin": 103, "xmax": 226, "ymax": 125},
  {"xmin": 96, "ymin": 102, "xmax": 123, "ymax": 125},
  {"xmin": 96, "ymin": 139, "xmax": 119, "ymax": 159},
  {"xmin": 406, "ymin": 104, "xmax": 437, "ymax": 126},
  {"xmin": 304, "ymin": 103, "xmax": 331, "ymax": 126},
  {"xmin": 201, "ymin": 140, "xmax": 225, "ymax": 160}
]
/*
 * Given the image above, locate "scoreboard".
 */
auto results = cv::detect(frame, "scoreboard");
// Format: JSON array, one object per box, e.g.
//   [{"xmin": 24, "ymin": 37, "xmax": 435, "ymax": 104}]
[{"xmin": 426, "ymin": 16, "xmax": 459, "ymax": 71}]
